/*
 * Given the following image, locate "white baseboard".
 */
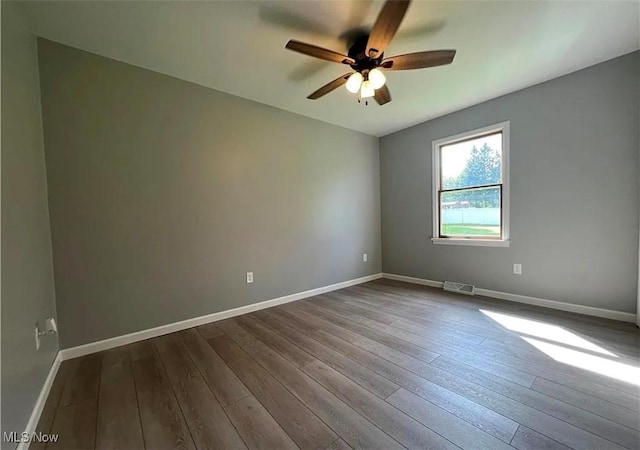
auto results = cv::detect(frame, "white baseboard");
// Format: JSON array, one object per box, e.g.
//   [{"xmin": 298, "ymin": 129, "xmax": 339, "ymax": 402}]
[
  {"xmin": 383, "ymin": 273, "xmax": 637, "ymax": 323},
  {"xmin": 17, "ymin": 352, "xmax": 62, "ymax": 450},
  {"xmin": 383, "ymin": 273, "xmax": 445, "ymax": 289},
  {"xmin": 60, "ymin": 273, "xmax": 383, "ymax": 361}
]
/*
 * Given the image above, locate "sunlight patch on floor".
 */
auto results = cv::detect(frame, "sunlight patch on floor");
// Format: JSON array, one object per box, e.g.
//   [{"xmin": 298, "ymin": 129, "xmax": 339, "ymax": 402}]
[
  {"xmin": 480, "ymin": 310, "xmax": 616, "ymax": 356},
  {"xmin": 522, "ymin": 337, "xmax": 640, "ymax": 386}
]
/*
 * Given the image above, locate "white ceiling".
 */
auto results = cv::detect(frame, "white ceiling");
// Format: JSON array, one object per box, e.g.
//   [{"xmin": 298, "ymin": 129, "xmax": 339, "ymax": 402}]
[{"xmin": 24, "ymin": 0, "xmax": 639, "ymax": 137}]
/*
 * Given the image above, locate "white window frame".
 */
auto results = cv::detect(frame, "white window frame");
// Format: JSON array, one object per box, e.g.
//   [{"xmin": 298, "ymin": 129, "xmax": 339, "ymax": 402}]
[{"xmin": 431, "ymin": 121, "xmax": 510, "ymax": 247}]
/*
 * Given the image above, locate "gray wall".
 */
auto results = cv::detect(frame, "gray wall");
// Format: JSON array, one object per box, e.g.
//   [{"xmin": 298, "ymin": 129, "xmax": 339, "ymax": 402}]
[
  {"xmin": 381, "ymin": 51, "xmax": 639, "ymax": 314},
  {"xmin": 37, "ymin": 39, "xmax": 381, "ymax": 348},
  {"xmin": 1, "ymin": 2, "xmax": 59, "ymax": 444}
]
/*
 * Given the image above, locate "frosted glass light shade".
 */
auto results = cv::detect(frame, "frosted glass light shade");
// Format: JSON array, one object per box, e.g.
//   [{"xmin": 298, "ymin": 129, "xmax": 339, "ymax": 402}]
[
  {"xmin": 360, "ymin": 80, "xmax": 375, "ymax": 98},
  {"xmin": 369, "ymin": 68, "xmax": 386, "ymax": 89},
  {"xmin": 346, "ymin": 72, "xmax": 363, "ymax": 93}
]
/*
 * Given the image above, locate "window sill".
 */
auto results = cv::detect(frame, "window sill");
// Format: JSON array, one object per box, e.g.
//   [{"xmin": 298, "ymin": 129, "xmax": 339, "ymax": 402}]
[{"xmin": 431, "ymin": 238, "xmax": 510, "ymax": 248}]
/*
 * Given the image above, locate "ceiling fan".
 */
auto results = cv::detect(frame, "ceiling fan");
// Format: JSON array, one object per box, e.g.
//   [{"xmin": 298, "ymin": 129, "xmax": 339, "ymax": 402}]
[{"xmin": 284, "ymin": 0, "xmax": 456, "ymax": 106}]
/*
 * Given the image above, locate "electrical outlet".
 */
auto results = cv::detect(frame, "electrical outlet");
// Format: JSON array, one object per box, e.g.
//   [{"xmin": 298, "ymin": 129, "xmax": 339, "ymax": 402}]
[
  {"xmin": 363, "ymin": 253, "xmax": 368, "ymax": 262},
  {"xmin": 35, "ymin": 324, "xmax": 41, "ymax": 350},
  {"xmin": 513, "ymin": 264, "xmax": 522, "ymax": 275},
  {"xmin": 246, "ymin": 272, "xmax": 254, "ymax": 283}
]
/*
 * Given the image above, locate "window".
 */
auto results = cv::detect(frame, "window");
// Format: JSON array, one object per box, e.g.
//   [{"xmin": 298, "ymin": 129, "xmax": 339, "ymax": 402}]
[{"xmin": 432, "ymin": 122, "xmax": 510, "ymax": 247}]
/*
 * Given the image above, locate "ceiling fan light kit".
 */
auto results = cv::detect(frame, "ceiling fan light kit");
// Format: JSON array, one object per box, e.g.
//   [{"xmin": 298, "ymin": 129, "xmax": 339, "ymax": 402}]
[
  {"xmin": 346, "ymin": 72, "xmax": 363, "ymax": 93},
  {"xmin": 346, "ymin": 69, "xmax": 385, "ymax": 99},
  {"xmin": 368, "ymin": 68, "xmax": 386, "ymax": 89},
  {"xmin": 284, "ymin": 0, "xmax": 456, "ymax": 106},
  {"xmin": 360, "ymin": 80, "xmax": 375, "ymax": 99}
]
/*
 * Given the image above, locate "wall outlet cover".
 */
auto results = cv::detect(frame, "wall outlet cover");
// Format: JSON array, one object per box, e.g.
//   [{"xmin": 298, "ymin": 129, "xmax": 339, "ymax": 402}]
[{"xmin": 246, "ymin": 272, "xmax": 254, "ymax": 283}]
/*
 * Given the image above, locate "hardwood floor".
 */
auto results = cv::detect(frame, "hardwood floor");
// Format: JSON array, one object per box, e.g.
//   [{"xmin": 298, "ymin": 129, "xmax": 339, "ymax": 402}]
[{"xmin": 32, "ymin": 279, "xmax": 640, "ymax": 449}]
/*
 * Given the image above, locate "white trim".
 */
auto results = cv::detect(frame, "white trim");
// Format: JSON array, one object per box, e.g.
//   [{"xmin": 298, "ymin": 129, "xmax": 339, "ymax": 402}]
[
  {"xmin": 17, "ymin": 352, "xmax": 63, "ymax": 450},
  {"xmin": 431, "ymin": 121, "xmax": 510, "ymax": 246},
  {"xmin": 431, "ymin": 238, "xmax": 510, "ymax": 247},
  {"xmin": 59, "ymin": 273, "xmax": 383, "ymax": 360},
  {"xmin": 384, "ymin": 273, "xmax": 445, "ymax": 288},
  {"xmin": 383, "ymin": 273, "xmax": 637, "ymax": 323}
]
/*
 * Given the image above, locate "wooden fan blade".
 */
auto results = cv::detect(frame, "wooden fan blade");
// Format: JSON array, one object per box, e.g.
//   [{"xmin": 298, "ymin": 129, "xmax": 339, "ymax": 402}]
[
  {"xmin": 374, "ymin": 85, "xmax": 392, "ymax": 105},
  {"xmin": 381, "ymin": 50, "xmax": 456, "ymax": 70},
  {"xmin": 307, "ymin": 73, "xmax": 352, "ymax": 100},
  {"xmin": 366, "ymin": 0, "xmax": 411, "ymax": 58},
  {"xmin": 286, "ymin": 40, "xmax": 355, "ymax": 65}
]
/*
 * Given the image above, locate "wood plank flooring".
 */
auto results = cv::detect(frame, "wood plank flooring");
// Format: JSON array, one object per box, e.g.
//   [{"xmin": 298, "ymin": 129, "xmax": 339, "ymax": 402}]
[{"xmin": 32, "ymin": 279, "xmax": 640, "ymax": 449}]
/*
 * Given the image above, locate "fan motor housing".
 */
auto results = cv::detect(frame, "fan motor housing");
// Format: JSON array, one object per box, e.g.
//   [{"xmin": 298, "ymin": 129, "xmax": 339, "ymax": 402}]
[{"xmin": 348, "ymin": 35, "xmax": 384, "ymax": 72}]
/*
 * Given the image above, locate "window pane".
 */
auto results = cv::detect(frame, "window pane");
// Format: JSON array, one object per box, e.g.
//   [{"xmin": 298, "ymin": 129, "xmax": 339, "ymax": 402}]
[
  {"xmin": 441, "ymin": 132, "xmax": 502, "ymax": 190},
  {"xmin": 440, "ymin": 186, "xmax": 501, "ymax": 237}
]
